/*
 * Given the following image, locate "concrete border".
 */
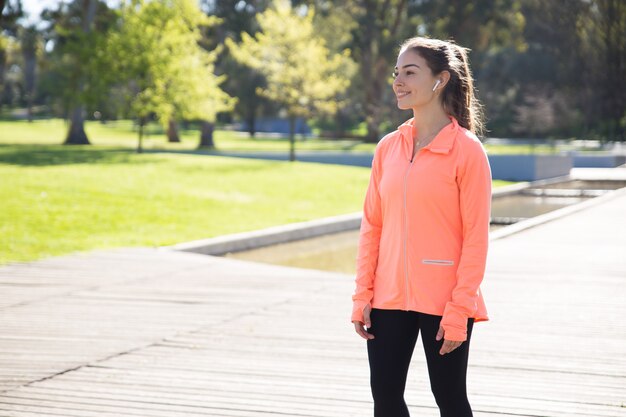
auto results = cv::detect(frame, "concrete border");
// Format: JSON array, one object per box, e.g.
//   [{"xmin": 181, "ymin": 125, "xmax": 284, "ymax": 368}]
[
  {"xmin": 164, "ymin": 181, "xmax": 541, "ymax": 256},
  {"xmin": 491, "ymin": 175, "xmax": 571, "ymax": 197},
  {"xmin": 489, "ymin": 186, "xmax": 626, "ymax": 241},
  {"xmin": 164, "ymin": 212, "xmax": 362, "ymax": 256},
  {"xmin": 570, "ymin": 167, "xmax": 626, "ymax": 181},
  {"xmin": 164, "ymin": 174, "xmax": 624, "ymax": 256}
]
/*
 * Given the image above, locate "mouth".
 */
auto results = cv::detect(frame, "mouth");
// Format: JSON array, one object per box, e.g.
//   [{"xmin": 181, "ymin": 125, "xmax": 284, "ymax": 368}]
[{"xmin": 396, "ymin": 91, "xmax": 410, "ymax": 99}]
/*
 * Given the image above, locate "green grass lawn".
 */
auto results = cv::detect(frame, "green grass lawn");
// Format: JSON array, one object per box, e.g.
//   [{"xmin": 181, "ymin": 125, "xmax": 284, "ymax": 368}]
[
  {"xmin": 0, "ymin": 146, "xmax": 374, "ymax": 264},
  {"xmin": 1, "ymin": 119, "xmax": 515, "ymax": 264}
]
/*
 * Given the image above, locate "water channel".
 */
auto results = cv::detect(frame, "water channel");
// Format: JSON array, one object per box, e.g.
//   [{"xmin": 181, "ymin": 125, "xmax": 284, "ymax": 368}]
[{"xmin": 224, "ymin": 180, "xmax": 626, "ymax": 274}]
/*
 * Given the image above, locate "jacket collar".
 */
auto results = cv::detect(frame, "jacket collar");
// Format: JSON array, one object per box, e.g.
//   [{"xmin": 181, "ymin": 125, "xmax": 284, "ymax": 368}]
[{"xmin": 397, "ymin": 115, "xmax": 459, "ymax": 155}]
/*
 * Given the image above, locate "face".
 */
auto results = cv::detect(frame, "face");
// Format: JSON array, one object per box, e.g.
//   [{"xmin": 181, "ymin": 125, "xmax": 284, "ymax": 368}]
[{"xmin": 392, "ymin": 49, "xmax": 441, "ymax": 110}]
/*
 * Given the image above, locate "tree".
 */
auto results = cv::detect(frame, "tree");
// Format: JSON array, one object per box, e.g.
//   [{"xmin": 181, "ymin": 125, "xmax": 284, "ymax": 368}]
[
  {"xmin": 226, "ymin": 0, "xmax": 353, "ymax": 161},
  {"xmin": 292, "ymin": 0, "xmax": 360, "ymax": 137},
  {"xmin": 0, "ymin": 34, "xmax": 11, "ymax": 110},
  {"xmin": 516, "ymin": 0, "xmax": 625, "ymax": 141},
  {"xmin": 347, "ymin": 0, "xmax": 419, "ymax": 142},
  {"xmin": 0, "ymin": 0, "xmax": 22, "ymax": 32},
  {"xmin": 585, "ymin": 0, "xmax": 626, "ymax": 141},
  {"xmin": 62, "ymin": 0, "xmax": 97, "ymax": 144},
  {"xmin": 415, "ymin": 0, "xmax": 527, "ymax": 137},
  {"xmin": 200, "ymin": 0, "xmax": 272, "ymax": 138},
  {"xmin": 39, "ymin": 0, "xmax": 117, "ymax": 144},
  {"xmin": 0, "ymin": 0, "xmax": 23, "ymax": 112},
  {"xmin": 107, "ymin": 0, "xmax": 235, "ymax": 152},
  {"xmin": 18, "ymin": 25, "xmax": 40, "ymax": 121}
]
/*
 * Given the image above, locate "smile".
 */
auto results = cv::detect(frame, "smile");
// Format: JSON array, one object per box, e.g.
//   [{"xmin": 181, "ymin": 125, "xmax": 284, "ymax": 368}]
[{"xmin": 397, "ymin": 91, "xmax": 410, "ymax": 99}]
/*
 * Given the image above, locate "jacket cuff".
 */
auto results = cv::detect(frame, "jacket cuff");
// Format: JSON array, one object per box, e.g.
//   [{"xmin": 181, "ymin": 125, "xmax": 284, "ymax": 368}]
[
  {"xmin": 441, "ymin": 303, "xmax": 468, "ymax": 342},
  {"xmin": 351, "ymin": 300, "xmax": 368, "ymax": 323}
]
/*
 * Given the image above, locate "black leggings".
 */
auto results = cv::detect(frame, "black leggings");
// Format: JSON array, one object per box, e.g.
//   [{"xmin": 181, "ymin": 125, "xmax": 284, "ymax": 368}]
[{"xmin": 367, "ymin": 309, "xmax": 474, "ymax": 417}]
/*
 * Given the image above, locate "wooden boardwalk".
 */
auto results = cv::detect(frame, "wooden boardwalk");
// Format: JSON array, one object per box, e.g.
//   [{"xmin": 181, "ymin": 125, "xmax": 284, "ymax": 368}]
[{"xmin": 0, "ymin": 191, "xmax": 625, "ymax": 416}]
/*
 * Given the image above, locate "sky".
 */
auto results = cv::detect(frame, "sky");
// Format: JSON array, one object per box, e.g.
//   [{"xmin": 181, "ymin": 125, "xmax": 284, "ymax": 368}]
[
  {"xmin": 18, "ymin": 0, "xmax": 120, "ymax": 26},
  {"xmin": 19, "ymin": 0, "xmax": 63, "ymax": 25}
]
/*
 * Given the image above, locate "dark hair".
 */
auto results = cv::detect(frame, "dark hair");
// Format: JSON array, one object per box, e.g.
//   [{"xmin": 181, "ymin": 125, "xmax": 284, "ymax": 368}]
[{"xmin": 399, "ymin": 37, "xmax": 485, "ymax": 138}]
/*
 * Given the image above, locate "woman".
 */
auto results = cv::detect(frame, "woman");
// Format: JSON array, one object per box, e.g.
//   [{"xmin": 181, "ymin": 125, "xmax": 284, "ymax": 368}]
[{"xmin": 351, "ymin": 36, "xmax": 492, "ymax": 417}]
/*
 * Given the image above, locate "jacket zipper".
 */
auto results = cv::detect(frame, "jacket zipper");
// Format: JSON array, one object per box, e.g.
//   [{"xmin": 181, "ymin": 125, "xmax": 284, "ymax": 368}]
[{"xmin": 403, "ymin": 154, "xmax": 415, "ymax": 311}]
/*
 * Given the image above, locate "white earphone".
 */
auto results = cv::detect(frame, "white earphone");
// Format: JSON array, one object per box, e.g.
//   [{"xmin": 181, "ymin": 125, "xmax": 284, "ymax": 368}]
[{"xmin": 432, "ymin": 80, "xmax": 441, "ymax": 91}]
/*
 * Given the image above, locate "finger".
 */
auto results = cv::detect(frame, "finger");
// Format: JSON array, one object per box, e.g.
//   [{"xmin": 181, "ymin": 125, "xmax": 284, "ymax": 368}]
[
  {"xmin": 354, "ymin": 322, "xmax": 375, "ymax": 340},
  {"xmin": 440, "ymin": 340, "xmax": 461, "ymax": 355},
  {"xmin": 435, "ymin": 325, "xmax": 444, "ymax": 341},
  {"xmin": 439, "ymin": 340, "xmax": 453, "ymax": 355},
  {"xmin": 357, "ymin": 326, "xmax": 375, "ymax": 340}
]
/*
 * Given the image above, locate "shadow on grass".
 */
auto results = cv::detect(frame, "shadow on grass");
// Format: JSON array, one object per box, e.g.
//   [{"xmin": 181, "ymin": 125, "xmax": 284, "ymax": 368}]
[
  {"xmin": 0, "ymin": 145, "xmax": 290, "ymax": 174},
  {"xmin": 0, "ymin": 145, "xmax": 142, "ymax": 166},
  {"xmin": 141, "ymin": 149, "xmax": 296, "ymax": 173}
]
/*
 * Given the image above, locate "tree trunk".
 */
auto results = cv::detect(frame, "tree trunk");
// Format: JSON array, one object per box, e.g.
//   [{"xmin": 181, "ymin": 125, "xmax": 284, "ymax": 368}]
[
  {"xmin": 21, "ymin": 28, "xmax": 37, "ymax": 123},
  {"xmin": 0, "ymin": 47, "xmax": 6, "ymax": 112},
  {"xmin": 167, "ymin": 119, "xmax": 181, "ymax": 142},
  {"xmin": 199, "ymin": 120, "xmax": 215, "ymax": 148},
  {"xmin": 247, "ymin": 106, "xmax": 256, "ymax": 138},
  {"xmin": 601, "ymin": 0, "xmax": 626, "ymax": 141},
  {"xmin": 355, "ymin": 0, "xmax": 409, "ymax": 142},
  {"xmin": 65, "ymin": 106, "xmax": 90, "ymax": 145},
  {"xmin": 82, "ymin": 0, "xmax": 97, "ymax": 32},
  {"xmin": 289, "ymin": 116, "xmax": 296, "ymax": 162},
  {"xmin": 64, "ymin": 0, "xmax": 98, "ymax": 145},
  {"xmin": 137, "ymin": 117, "xmax": 145, "ymax": 154},
  {"xmin": 362, "ymin": 54, "xmax": 389, "ymax": 143}
]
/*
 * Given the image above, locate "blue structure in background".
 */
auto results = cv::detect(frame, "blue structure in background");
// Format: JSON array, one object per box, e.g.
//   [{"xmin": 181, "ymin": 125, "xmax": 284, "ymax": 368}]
[
  {"xmin": 488, "ymin": 155, "xmax": 573, "ymax": 181},
  {"xmin": 235, "ymin": 117, "xmax": 312, "ymax": 136},
  {"xmin": 571, "ymin": 154, "xmax": 626, "ymax": 168}
]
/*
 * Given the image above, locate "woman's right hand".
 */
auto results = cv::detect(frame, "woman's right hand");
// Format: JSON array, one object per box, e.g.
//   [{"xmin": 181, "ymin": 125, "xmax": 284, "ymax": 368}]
[{"xmin": 353, "ymin": 304, "xmax": 375, "ymax": 340}]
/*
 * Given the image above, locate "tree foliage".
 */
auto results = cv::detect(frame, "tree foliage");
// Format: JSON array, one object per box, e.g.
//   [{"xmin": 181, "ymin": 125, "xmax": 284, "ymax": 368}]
[
  {"xmin": 108, "ymin": 0, "xmax": 235, "ymax": 130},
  {"xmin": 1, "ymin": 0, "xmax": 624, "ymax": 141},
  {"xmin": 200, "ymin": 0, "xmax": 273, "ymax": 136},
  {"xmin": 227, "ymin": 0, "xmax": 352, "ymax": 120},
  {"xmin": 226, "ymin": 0, "xmax": 354, "ymax": 159}
]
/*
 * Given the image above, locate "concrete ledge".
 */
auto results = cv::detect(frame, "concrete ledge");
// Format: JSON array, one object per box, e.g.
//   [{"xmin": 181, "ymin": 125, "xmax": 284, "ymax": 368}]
[
  {"xmin": 164, "ymin": 212, "xmax": 362, "ymax": 256},
  {"xmin": 570, "ymin": 167, "xmax": 626, "ymax": 181},
  {"xmin": 490, "ymin": 186, "xmax": 626, "ymax": 241},
  {"xmin": 492, "ymin": 175, "xmax": 571, "ymax": 197},
  {"xmin": 165, "ymin": 174, "xmax": 622, "ymax": 256},
  {"xmin": 164, "ymin": 177, "xmax": 555, "ymax": 256}
]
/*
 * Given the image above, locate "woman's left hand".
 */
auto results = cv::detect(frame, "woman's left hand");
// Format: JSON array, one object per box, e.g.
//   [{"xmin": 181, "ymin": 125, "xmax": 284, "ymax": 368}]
[{"xmin": 436, "ymin": 325, "xmax": 463, "ymax": 355}]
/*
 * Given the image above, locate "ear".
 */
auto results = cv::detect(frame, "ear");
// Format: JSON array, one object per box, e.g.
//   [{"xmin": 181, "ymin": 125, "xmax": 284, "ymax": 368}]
[{"xmin": 437, "ymin": 70, "xmax": 451, "ymax": 89}]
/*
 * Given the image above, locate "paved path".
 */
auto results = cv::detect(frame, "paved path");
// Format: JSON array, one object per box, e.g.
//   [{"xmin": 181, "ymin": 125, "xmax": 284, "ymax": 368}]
[
  {"xmin": 0, "ymin": 191, "xmax": 625, "ymax": 416},
  {"xmin": 148, "ymin": 149, "xmax": 626, "ymax": 172},
  {"xmin": 148, "ymin": 149, "xmax": 376, "ymax": 167}
]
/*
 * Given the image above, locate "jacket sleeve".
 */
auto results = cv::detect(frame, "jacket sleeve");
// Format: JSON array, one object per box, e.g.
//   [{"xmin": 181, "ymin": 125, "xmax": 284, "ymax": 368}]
[
  {"xmin": 441, "ymin": 139, "xmax": 492, "ymax": 341},
  {"xmin": 351, "ymin": 146, "xmax": 384, "ymax": 323}
]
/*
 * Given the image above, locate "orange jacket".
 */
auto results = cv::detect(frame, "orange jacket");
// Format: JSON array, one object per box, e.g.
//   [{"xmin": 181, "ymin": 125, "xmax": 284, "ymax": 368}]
[{"xmin": 352, "ymin": 115, "xmax": 491, "ymax": 341}]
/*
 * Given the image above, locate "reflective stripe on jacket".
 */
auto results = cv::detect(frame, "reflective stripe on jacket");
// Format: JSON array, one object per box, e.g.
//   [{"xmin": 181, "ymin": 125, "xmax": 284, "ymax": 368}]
[{"xmin": 351, "ymin": 115, "xmax": 491, "ymax": 342}]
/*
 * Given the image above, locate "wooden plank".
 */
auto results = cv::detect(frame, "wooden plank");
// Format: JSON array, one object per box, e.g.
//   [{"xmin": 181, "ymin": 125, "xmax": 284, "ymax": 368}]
[{"xmin": 0, "ymin": 193, "xmax": 624, "ymax": 416}]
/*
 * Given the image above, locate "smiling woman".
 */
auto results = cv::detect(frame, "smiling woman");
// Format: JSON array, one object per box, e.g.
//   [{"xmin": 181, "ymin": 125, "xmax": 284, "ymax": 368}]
[{"xmin": 351, "ymin": 37, "xmax": 489, "ymax": 417}]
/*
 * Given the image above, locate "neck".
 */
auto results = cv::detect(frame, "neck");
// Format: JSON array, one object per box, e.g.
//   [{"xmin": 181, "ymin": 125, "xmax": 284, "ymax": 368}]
[{"xmin": 411, "ymin": 104, "xmax": 451, "ymax": 140}]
